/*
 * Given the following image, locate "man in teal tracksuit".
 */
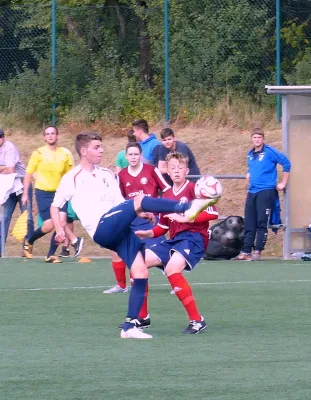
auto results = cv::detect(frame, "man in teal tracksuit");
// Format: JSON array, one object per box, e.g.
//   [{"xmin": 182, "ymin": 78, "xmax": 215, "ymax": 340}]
[{"xmin": 235, "ymin": 127, "xmax": 291, "ymax": 261}]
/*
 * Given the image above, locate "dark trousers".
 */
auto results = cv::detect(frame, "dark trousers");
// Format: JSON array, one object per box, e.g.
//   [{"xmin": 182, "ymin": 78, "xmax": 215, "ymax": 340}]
[{"xmin": 242, "ymin": 189, "xmax": 277, "ymax": 253}]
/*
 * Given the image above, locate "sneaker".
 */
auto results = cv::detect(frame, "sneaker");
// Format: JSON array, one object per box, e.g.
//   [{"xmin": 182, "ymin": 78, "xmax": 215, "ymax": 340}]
[
  {"xmin": 170, "ymin": 289, "xmax": 175, "ymax": 294},
  {"xmin": 118, "ymin": 315, "xmax": 151, "ymax": 330},
  {"xmin": 71, "ymin": 237, "xmax": 84, "ymax": 258},
  {"xmin": 251, "ymin": 250, "xmax": 261, "ymax": 261},
  {"xmin": 233, "ymin": 252, "xmax": 252, "ymax": 261},
  {"xmin": 103, "ymin": 285, "xmax": 128, "ymax": 294},
  {"xmin": 23, "ymin": 240, "xmax": 33, "ymax": 259},
  {"xmin": 59, "ymin": 246, "xmax": 70, "ymax": 258},
  {"xmin": 184, "ymin": 198, "xmax": 217, "ymax": 221},
  {"xmin": 45, "ymin": 256, "xmax": 63, "ymax": 264},
  {"xmin": 183, "ymin": 316, "xmax": 207, "ymax": 334},
  {"xmin": 121, "ymin": 326, "xmax": 153, "ymax": 339}
]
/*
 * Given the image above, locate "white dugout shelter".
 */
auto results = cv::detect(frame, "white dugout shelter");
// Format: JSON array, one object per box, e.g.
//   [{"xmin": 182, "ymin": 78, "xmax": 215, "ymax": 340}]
[{"xmin": 266, "ymin": 86, "xmax": 311, "ymax": 259}]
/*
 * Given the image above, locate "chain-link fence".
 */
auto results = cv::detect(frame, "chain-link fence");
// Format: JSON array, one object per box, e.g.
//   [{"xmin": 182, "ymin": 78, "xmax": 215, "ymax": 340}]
[{"xmin": 0, "ymin": 1, "xmax": 311, "ymax": 125}]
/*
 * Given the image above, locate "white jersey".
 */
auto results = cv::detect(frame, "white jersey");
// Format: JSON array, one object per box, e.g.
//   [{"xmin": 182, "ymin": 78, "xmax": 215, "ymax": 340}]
[{"xmin": 52, "ymin": 165, "xmax": 125, "ymax": 238}]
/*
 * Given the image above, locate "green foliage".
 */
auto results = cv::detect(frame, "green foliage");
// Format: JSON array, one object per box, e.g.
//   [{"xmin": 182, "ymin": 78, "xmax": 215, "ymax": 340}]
[
  {"xmin": 0, "ymin": 59, "xmax": 52, "ymax": 124},
  {"xmin": 285, "ymin": 48, "xmax": 311, "ymax": 84},
  {"xmin": 1, "ymin": 0, "xmax": 311, "ymax": 126}
]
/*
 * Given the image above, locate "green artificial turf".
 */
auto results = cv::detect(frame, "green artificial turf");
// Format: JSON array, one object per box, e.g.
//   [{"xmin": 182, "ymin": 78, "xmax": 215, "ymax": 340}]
[{"xmin": 1, "ymin": 258, "xmax": 311, "ymax": 400}]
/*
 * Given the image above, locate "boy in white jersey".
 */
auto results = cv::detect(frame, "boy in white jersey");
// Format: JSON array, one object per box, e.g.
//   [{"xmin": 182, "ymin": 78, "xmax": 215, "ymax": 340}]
[{"xmin": 51, "ymin": 132, "xmax": 216, "ymax": 339}]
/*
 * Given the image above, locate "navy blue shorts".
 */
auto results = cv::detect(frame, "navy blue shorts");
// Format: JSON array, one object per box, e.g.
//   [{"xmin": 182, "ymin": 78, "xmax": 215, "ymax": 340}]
[
  {"xmin": 147, "ymin": 231, "xmax": 205, "ymax": 271},
  {"xmin": 93, "ymin": 200, "xmax": 145, "ymax": 268},
  {"xmin": 130, "ymin": 216, "xmax": 166, "ymax": 247},
  {"xmin": 35, "ymin": 189, "xmax": 67, "ymax": 222}
]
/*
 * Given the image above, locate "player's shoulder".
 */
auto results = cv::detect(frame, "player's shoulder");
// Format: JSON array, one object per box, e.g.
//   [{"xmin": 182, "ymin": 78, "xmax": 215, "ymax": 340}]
[
  {"xmin": 60, "ymin": 146, "xmax": 73, "ymax": 156},
  {"xmin": 33, "ymin": 146, "xmax": 46, "ymax": 155},
  {"xmin": 176, "ymin": 141, "xmax": 190, "ymax": 151},
  {"xmin": 142, "ymin": 163, "xmax": 155, "ymax": 173},
  {"xmin": 64, "ymin": 165, "xmax": 81, "ymax": 178},
  {"xmin": 96, "ymin": 166, "xmax": 117, "ymax": 180}
]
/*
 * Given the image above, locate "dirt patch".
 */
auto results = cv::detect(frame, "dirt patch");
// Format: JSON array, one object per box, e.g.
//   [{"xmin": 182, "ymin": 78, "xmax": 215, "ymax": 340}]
[{"xmin": 2, "ymin": 122, "xmax": 283, "ymax": 258}]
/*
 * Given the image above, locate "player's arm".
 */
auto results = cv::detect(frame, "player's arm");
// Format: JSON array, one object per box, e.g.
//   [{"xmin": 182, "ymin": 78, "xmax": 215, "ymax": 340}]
[
  {"xmin": 153, "ymin": 167, "xmax": 171, "ymax": 192},
  {"xmin": 0, "ymin": 146, "xmax": 18, "ymax": 174},
  {"xmin": 158, "ymin": 160, "xmax": 167, "ymax": 175},
  {"xmin": 270, "ymin": 148, "xmax": 291, "ymax": 191},
  {"xmin": 136, "ymin": 215, "xmax": 169, "ymax": 239},
  {"xmin": 0, "ymin": 165, "xmax": 14, "ymax": 174},
  {"xmin": 51, "ymin": 174, "xmax": 73, "ymax": 243},
  {"xmin": 22, "ymin": 150, "xmax": 40, "ymax": 205}
]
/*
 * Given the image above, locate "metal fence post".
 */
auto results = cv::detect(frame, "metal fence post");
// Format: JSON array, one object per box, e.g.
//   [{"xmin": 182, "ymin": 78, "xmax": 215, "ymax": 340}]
[
  {"xmin": 276, "ymin": 0, "xmax": 281, "ymax": 123},
  {"xmin": 164, "ymin": 0, "xmax": 170, "ymax": 124},
  {"xmin": 0, "ymin": 205, "xmax": 6, "ymax": 257},
  {"xmin": 51, "ymin": 0, "xmax": 57, "ymax": 125}
]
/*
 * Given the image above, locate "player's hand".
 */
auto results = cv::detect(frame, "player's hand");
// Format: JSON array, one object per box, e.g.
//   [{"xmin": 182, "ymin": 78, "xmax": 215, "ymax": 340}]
[
  {"xmin": 138, "ymin": 212, "xmax": 156, "ymax": 224},
  {"xmin": 21, "ymin": 193, "xmax": 28, "ymax": 205},
  {"xmin": 164, "ymin": 213, "xmax": 192, "ymax": 223},
  {"xmin": 276, "ymin": 182, "xmax": 286, "ymax": 191},
  {"xmin": 135, "ymin": 230, "xmax": 154, "ymax": 239},
  {"xmin": 245, "ymin": 173, "xmax": 250, "ymax": 181},
  {"xmin": 55, "ymin": 228, "xmax": 66, "ymax": 244}
]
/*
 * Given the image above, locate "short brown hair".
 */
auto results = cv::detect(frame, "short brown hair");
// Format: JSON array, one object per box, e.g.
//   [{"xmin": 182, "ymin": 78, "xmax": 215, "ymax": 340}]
[
  {"xmin": 127, "ymin": 129, "xmax": 136, "ymax": 143},
  {"xmin": 251, "ymin": 127, "xmax": 264, "ymax": 137},
  {"xmin": 44, "ymin": 126, "xmax": 58, "ymax": 135},
  {"xmin": 126, "ymin": 142, "xmax": 142, "ymax": 154},
  {"xmin": 166, "ymin": 151, "xmax": 189, "ymax": 167},
  {"xmin": 132, "ymin": 119, "xmax": 149, "ymax": 134},
  {"xmin": 160, "ymin": 128, "xmax": 174, "ymax": 139},
  {"xmin": 75, "ymin": 132, "xmax": 102, "ymax": 157}
]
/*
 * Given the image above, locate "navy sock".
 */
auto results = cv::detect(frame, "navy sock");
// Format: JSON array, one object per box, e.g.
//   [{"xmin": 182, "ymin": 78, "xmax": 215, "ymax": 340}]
[
  {"xmin": 47, "ymin": 232, "xmax": 59, "ymax": 258},
  {"xmin": 123, "ymin": 278, "xmax": 148, "ymax": 331},
  {"xmin": 28, "ymin": 227, "xmax": 46, "ymax": 245},
  {"xmin": 141, "ymin": 197, "xmax": 190, "ymax": 214}
]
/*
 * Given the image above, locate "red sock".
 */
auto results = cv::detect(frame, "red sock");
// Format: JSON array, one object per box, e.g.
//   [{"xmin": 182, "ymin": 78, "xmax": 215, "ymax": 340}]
[
  {"xmin": 168, "ymin": 273, "xmax": 201, "ymax": 321},
  {"xmin": 112, "ymin": 261, "xmax": 126, "ymax": 289},
  {"xmin": 138, "ymin": 283, "xmax": 149, "ymax": 319}
]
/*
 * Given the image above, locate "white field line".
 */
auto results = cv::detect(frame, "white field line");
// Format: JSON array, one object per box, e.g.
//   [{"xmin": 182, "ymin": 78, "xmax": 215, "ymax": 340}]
[{"xmin": 1, "ymin": 279, "xmax": 311, "ymax": 292}]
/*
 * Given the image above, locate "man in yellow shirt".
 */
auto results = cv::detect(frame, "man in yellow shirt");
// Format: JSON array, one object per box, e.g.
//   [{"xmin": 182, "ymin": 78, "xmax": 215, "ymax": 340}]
[{"xmin": 22, "ymin": 126, "xmax": 83, "ymax": 262}]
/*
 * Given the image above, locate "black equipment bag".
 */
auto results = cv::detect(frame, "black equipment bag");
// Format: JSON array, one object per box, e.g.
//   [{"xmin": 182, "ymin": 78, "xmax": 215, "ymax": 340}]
[{"xmin": 204, "ymin": 216, "xmax": 244, "ymax": 260}]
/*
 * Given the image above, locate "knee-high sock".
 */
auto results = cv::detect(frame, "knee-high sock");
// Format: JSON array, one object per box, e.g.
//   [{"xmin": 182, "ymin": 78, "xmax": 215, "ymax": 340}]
[
  {"xmin": 112, "ymin": 260, "xmax": 127, "ymax": 289},
  {"xmin": 168, "ymin": 273, "xmax": 201, "ymax": 321},
  {"xmin": 141, "ymin": 197, "xmax": 190, "ymax": 214},
  {"xmin": 138, "ymin": 283, "xmax": 149, "ymax": 319},
  {"xmin": 123, "ymin": 278, "xmax": 148, "ymax": 331},
  {"xmin": 28, "ymin": 227, "xmax": 46, "ymax": 245},
  {"xmin": 47, "ymin": 232, "xmax": 59, "ymax": 258}
]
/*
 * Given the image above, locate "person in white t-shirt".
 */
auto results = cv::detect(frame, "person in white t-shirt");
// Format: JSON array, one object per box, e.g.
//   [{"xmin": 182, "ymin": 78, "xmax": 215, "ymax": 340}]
[{"xmin": 51, "ymin": 132, "xmax": 216, "ymax": 339}]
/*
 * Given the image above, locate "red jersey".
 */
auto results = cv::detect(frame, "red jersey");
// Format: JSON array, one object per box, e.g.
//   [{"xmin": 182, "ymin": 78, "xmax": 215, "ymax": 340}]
[
  {"xmin": 118, "ymin": 163, "xmax": 170, "ymax": 199},
  {"xmin": 157, "ymin": 180, "xmax": 218, "ymax": 248}
]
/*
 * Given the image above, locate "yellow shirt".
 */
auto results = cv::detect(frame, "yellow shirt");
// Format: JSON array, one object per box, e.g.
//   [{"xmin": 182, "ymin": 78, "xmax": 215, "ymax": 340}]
[{"xmin": 26, "ymin": 145, "xmax": 73, "ymax": 191}]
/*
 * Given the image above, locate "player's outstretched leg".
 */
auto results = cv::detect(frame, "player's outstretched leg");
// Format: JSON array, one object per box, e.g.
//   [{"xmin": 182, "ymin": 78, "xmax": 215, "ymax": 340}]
[{"xmin": 138, "ymin": 196, "xmax": 217, "ymax": 221}]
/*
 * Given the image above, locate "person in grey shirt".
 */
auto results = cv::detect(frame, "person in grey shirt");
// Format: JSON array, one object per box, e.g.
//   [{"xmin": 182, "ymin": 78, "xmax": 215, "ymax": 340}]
[{"xmin": 0, "ymin": 129, "xmax": 34, "ymax": 256}]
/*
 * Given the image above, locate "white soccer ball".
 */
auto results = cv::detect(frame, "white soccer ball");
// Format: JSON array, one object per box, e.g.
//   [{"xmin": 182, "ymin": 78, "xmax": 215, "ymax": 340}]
[{"xmin": 194, "ymin": 175, "xmax": 223, "ymax": 199}]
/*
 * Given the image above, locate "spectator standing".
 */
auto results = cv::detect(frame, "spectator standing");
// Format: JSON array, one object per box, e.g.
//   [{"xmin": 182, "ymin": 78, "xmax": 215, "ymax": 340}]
[
  {"xmin": 234, "ymin": 127, "xmax": 291, "ymax": 261},
  {"xmin": 157, "ymin": 128, "xmax": 201, "ymax": 183},
  {"xmin": 22, "ymin": 126, "xmax": 83, "ymax": 263},
  {"xmin": 115, "ymin": 129, "xmax": 136, "ymax": 174},
  {"xmin": 0, "ymin": 129, "xmax": 34, "ymax": 257},
  {"xmin": 132, "ymin": 119, "xmax": 160, "ymax": 166}
]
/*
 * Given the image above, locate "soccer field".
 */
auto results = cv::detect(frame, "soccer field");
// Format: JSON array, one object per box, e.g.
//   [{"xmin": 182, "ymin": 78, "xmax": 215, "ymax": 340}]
[{"xmin": 1, "ymin": 258, "xmax": 311, "ymax": 400}]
